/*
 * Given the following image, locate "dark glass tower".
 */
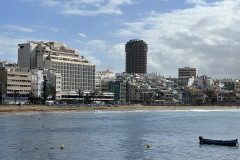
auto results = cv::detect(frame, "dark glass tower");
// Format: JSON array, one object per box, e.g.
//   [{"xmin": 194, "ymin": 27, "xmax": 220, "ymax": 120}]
[{"xmin": 125, "ymin": 39, "xmax": 147, "ymax": 74}]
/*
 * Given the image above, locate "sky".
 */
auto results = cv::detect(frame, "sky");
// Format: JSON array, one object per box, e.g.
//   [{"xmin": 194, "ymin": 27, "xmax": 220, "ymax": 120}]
[{"xmin": 1, "ymin": 0, "xmax": 240, "ymax": 79}]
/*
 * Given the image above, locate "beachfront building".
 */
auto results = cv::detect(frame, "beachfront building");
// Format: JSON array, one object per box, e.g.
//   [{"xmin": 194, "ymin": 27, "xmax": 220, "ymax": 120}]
[
  {"xmin": 43, "ymin": 69, "xmax": 62, "ymax": 100},
  {"xmin": 31, "ymin": 69, "xmax": 44, "ymax": 98},
  {"xmin": 18, "ymin": 41, "xmax": 95, "ymax": 101},
  {"xmin": 95, "ymin": 70, "xmax": 115, "ymax": 91},
  {"xmin": 108, "ymin": 81, "xmax": 127, "ymax": 104},
  {"xmin": 0, "ymin": 61, "xmax": 32, "ymax": 104},
  {"xmin": 125, "ymin": 39, "xmax": 148, "ymax": 74},
  {"xmin": 178, "ymin": 67, "xmax": 197, "ymax": 86}
]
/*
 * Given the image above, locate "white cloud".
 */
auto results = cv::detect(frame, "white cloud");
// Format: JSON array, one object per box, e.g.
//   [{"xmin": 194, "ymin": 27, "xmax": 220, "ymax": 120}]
[
  {"xmin": 106, "ymin": 43, "xmax": 125, "ymax": 59},
  {"xmin": 186, "ymin": 0, "xmax": 206, "ymax": 5},
  {"xmin": 78, "ymin": 33, "xmax": 87, "ymax": 38},
  {"xmin": 41, "ymin": 0, "xmax": 61, "ymax": 7},
  {"xmin": 86, "ymin": 56, "xmax": 102, "ymax": 66},
  {"xmin": 49, "ymin": 27, "xmax": 59, "ymax": 32},
  {"xmin": 1, "ymin": 25, "xmax": 35, "ymax": 33},
  {"xmin": 22, "ymin": 0, "xmax": 134, "ymax": 16},
  {"xmin": 115, "ymin": 0, "xmax": 240, "ymax": 78}
]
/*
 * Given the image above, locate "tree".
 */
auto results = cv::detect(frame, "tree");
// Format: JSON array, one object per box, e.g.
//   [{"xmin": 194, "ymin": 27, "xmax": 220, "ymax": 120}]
[
  {"xmin": 225, "ymin": 92, "xmax": 235, "ymax": 106},
  {"xmin": 84, "ymin": 94, "xmax": 91, "ymax": 104},
  {"xmin": 90, "ymin": 90, "xmax": 100, "ymax": 103},
  {"xmin": 43, "ymin": 90, "xmax": 49, "ymax": 104},
  {"xmin": 204, "ymin": 89, "xmax": 215, "ymax": 105},
  {"xmin": 50, "ymin": 86, "xmax": 56, "ymax": 100},
  {"xmin": 77, "ymin": 89, "xmax": 83, "ymax": 103},
  {"xmin": 28, "ymin": 91, "xmax": 35, "ymax": 104},
  {"xmin": 13, "ymin": 91, "xmax": 20, "ymax": 105},
  {"xmin": 191, "ymin": 93, "xmax": 198, "ymax": 106}
]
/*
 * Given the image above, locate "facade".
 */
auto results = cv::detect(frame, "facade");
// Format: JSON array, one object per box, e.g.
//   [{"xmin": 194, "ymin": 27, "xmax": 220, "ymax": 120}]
[
  {"xmin": 125, "ymin": 39, "xmax": 147, "ymax": 74},
  {"xmin": 235, "ymin": 80, "xmax": 240, "ymax": 92},
  {"xmin": 178, "ymin": 67, "xmax": 197, "ymax": 86},
  {"xmin": 43, "ymin": 69, "xmax": 62, "ymax": 100},
  {"xmin": 108, "ymin": 81, "xmax": 126, "ymax": 103},
  {"xmin": 0, "ymin": 61, "xmax": 32, "ymax": 104},
  {"xmin": 18, "ymin": 41, "xmax": 95, "ymax": 100},
  {"xmin": 221, "ymin": 79, "xmax": 235, "ymax": 91},
  {"xmin": 188, "ymin": 75, "xmax": 214, "ymax": 89},
  {"xmin": 95, "ymin": 70, "xmax": 115, "ymax": 91},
  {"xmin": 31, "ymin": 69, "xmax": 44, "ymax": 98}
]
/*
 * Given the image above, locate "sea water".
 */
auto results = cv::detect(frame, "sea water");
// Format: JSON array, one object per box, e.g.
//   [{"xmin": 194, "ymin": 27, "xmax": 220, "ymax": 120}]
[{"xmin": 0, "ymin": 110, "xmax": 240, "ymax": 160}]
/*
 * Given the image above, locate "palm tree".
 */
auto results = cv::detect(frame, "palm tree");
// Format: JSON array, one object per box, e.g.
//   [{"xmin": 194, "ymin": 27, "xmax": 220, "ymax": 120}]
[
  {"xmin": 191, "ymin": 93, "xmax": 198, "ymax": 106},
  {"xmin": 225, "ymin": 92, "xmax": 235, "ymax": 106},
  {"xmin": 13, "ymin": 91, "xmax": 20, "ymax": 105},
  {"xmin": 28, "ymin": 91, "xmax": 35, "ymax": 104},
  {"xmin": 90, "ymin": 90, "xmax": 100, "ymax": 103},
  {"xmin": 50, "ymin": 86, "xmax": 56, "ymax": 100},
  {"xmin": 77, "ymin": 89, "xmax": 83, "ymax": 103},
  {"xmin": 204, "ymin": 89, "xmax": 215, "ymax": 105}
]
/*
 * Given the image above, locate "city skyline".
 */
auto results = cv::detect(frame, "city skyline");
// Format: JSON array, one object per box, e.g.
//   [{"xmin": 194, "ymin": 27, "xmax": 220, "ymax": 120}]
[{"xmin": 1, "ymin": 0, "xmax": 240, "ymax": 78}]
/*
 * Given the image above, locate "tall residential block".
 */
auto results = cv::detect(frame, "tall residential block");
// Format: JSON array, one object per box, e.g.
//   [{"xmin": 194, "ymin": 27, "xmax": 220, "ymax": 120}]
[
  {"xmin": 125, "ymin": 39, "xmax": 147, "ymax": 74},
  {"xmin": 178, "ymin": 67, "xmax": 197, "ymax": 86},
  {"xmin": 18, "ymin": 41, "xmax": 95, "ymax": 100}
]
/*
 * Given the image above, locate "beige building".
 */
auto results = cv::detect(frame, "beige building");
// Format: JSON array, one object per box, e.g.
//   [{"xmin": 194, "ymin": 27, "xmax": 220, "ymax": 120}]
[
  {"xmin": 0, "ymin": 61, "xmax": 32, "ymax": 104},
  {"xmin": 128, "ymin": 85, "xmax": 154, "ymax": 104},
  {"xmin": 235, "ymin": 80, "xmax": 240, "ymax": 92},
  {"xmin": 18, "ymin": 41, "xmax": 95, "ymax": 100}
]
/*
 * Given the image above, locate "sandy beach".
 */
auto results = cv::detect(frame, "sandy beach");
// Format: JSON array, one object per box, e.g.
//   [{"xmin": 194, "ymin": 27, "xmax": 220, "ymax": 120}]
[{"xmin": 0, "ymin": 105, "xmax": 240, "ymax": 115}]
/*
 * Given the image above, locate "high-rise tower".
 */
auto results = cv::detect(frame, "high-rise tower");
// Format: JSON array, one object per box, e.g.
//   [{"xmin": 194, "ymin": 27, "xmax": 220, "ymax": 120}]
[{"xmin": 125, "ymin": 39, "xmax": 147, "ymax": 74}]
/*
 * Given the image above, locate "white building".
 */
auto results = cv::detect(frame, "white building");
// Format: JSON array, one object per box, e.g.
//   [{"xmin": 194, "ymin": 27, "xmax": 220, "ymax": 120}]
[
  {"xmin": 95, "ymin": 70, "xmax": 115, "ymax": 90},
  {"xmin": 188, "ymin": 75, "xmax": 214, "ymax": 89},
  {"xmin": 18, "ymin": 41, "xmax": 95, "ymax": 100},
  {"xmin": 31, "ymin": 69, "xmax": 44, "ymax": 98}
]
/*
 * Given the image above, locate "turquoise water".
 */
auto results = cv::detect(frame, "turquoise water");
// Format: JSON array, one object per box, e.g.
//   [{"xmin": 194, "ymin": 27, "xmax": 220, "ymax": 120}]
[{"xmin": 0, "ymin": 110, "xmax": 240, "ymax": 160}]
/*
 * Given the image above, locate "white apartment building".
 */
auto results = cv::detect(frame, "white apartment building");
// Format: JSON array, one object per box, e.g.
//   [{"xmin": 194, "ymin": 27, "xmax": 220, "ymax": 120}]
[
  {"xmin": 95, "ymin": 70, "xmax": 115, "ymax": 90},
  {"xmin": 31, "ymin": 69, "xmax": 44, "ymax": 98},
  {"xmin": 188, "ymin": 75, "xmax": 214, "ymax": 89},
  {"xmin": 18, "ymin": 41, "xmax": 95, "ymax": 100}
]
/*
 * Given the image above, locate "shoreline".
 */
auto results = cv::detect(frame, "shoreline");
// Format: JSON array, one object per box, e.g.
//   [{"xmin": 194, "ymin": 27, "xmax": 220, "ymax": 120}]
[{"xmin": 0, "ymin": 105, "xmax": 240, "ymax": 115}]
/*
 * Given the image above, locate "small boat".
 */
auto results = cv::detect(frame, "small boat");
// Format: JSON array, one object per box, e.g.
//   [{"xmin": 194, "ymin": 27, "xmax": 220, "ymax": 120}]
[{"xmin": 199, "ymin": 136, "xmax": 238, "ymax": 146}]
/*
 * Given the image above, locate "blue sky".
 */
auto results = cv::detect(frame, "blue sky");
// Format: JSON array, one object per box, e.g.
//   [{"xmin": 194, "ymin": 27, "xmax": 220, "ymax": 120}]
[{"xmin": 1, "ymin": 0, "xmax": 240, "ymax": 78}]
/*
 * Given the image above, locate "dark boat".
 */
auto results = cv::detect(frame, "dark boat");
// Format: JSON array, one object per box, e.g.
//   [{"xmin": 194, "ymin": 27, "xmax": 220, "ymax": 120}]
[{"xmin": 199, "ymin": 136, "xmax": 238, "ymax": 146}]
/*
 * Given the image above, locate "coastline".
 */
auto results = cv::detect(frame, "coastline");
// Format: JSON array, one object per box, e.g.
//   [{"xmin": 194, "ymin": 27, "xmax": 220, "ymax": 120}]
[{"xmin": 0, "ymin": 105, "xmax": 240, "ymax": 115}]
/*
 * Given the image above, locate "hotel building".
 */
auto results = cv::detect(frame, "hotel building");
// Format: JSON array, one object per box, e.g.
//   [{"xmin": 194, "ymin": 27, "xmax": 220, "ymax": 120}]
[{"xmin": 18, "ymin": 41, "xmax": 95, "ymax": 100}]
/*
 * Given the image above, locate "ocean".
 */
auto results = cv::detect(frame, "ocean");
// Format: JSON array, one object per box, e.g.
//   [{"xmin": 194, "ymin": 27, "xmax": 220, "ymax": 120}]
[{"xmin": 0, "ymin": 110, "xmax": 240, "ymax": 160}]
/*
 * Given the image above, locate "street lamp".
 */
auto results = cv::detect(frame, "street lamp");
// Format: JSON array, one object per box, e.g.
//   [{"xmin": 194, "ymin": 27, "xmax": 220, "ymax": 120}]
[{"xmin": 0, "ymin": 82, "xmax": 6, "ymax": 105}]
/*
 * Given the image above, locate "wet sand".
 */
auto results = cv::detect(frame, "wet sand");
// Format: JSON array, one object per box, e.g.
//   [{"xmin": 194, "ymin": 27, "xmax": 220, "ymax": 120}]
[{"xmin": 0, "ymin": 105, "xmax": 240, "ymax": 115}]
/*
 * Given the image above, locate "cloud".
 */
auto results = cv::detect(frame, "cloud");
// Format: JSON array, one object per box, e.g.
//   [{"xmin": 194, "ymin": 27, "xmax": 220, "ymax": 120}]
[
  {"xmin": 185, "ymin": 0, "xmax": 206, "ymax": 5},
  {"xmin": 78, "ymin": 33, "xmax": 87, "ymax": 38},
  {"xmin": 22, "ymin": 0, "xmax": 134, "ymax": 16},
  {"xmin": 115, "ymin": 0, "xmax": 240, "ymax": 78},
  {"xmin": 1, "ymin": 25, "xmax": 35, "ymax": 33},
  {"xmin": 49, "ymin": 27, "xmax": 59, "ymax": 32},
  {"xmin": 86, "ymin": 56, "xmax": 102, "ymax": 66}
]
